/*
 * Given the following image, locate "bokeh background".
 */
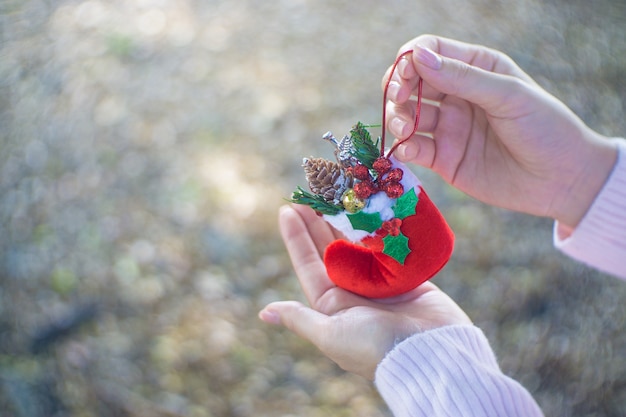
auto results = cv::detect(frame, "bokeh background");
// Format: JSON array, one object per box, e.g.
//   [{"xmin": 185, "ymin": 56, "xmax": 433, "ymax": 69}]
[{"xmin": 1, "ymin": 0, "xmax": 625, "ymax": 416}]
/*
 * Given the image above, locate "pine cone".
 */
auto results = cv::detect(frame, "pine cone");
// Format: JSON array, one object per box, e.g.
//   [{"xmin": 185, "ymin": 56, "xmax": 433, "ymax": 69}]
[{"xmin": 303, "ymin": 157, "xmax": 353, "ymax": 204}]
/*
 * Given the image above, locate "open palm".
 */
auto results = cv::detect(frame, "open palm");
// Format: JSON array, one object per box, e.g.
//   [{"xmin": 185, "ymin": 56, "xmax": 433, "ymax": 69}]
[{"xmin": 259, "ymin": 204, "xmax": 471, "ymax": 380}]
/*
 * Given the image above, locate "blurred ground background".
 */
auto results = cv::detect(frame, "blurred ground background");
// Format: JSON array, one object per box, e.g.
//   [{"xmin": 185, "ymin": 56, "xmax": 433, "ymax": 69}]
[{"xmin": 1, "ymin": 0, "xmax": 625, "ymax": 416}]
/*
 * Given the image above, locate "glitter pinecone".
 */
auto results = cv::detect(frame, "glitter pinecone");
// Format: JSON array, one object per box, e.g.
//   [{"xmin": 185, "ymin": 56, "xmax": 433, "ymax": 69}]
[{"xmin": 303, "ymin": 157, "xmax": 353, "ymax": 204}]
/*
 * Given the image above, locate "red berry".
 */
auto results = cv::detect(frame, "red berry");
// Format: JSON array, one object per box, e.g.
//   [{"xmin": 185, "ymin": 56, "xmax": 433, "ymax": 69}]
[
  {"xmin": 384, "ymin": 182, "xmax": 404, "ymax": 199},
  {"xmin": 353, "ymin": 164, "xmax": 371, "ymax": 181},
  {"xmin": 372, "ymin": 157, "xmax": 392, "ymax": 175},
  {"xmin": 386, "ymin": 168, "xmax": 403, "ymax": 182},
  {"xmin": 382, "ymin": 218, "xmax": 403, "ymax": 236},
  {"xmin": 354, "ymin": 181, "xmax": 376, "ymax": 199}
]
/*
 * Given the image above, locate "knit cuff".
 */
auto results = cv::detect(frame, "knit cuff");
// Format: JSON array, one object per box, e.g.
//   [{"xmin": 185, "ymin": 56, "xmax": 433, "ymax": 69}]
[
  {"xmin": 374, "ymin": 325, "xmax": 543, "ymax": 417},
  {"xmin": 554, "ymin": 139, "xmax": 626, "ymax": 279}
]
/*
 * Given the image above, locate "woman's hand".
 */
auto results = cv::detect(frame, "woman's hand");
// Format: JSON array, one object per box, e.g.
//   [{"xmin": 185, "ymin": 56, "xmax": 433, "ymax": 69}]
[
  {"xmin": 259, "ymin": 204, "xmax": 471, "ymax": 380},
  {"xmin": 383, "ymin": 35, "xmax": 617, "ymax": 230}
]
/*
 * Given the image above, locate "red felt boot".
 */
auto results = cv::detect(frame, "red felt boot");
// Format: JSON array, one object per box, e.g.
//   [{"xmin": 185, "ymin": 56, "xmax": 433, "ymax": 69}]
[
  {"xmin": 323, "ymin": 185, "xmax": 454, "ymax": 298},
  {"xmin": 290, "ymin": 123, "xmax": 454, "ymax": 298}
]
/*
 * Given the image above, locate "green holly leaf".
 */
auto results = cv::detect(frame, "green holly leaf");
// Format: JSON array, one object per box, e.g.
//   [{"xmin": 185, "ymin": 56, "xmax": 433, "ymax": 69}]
[
  {"xmin": 393, "ymin": 187, "xmax": 418, "ymax": 220},
  {"xmin": 347, "ymin": 210, "xmax": 383, "ymax": 233},
  {"xmin": 383, "ymin": 232, "xmax": 411, "ymax": 264}
]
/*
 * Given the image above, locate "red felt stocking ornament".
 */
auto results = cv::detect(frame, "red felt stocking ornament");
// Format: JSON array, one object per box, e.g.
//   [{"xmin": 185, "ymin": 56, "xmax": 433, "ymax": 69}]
[
  {"xmin": 290, "ymin": 50, "xmax": 454, "ymax": 298},
  {"xmin": 324, "ymin": 181, "xmax": 454, "ymax": 298}
]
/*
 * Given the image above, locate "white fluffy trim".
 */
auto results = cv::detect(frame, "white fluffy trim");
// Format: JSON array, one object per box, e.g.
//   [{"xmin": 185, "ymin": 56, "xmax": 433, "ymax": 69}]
[{"xmin": 323, "ymin": 157, "xmax": 422, "ymax": 242}]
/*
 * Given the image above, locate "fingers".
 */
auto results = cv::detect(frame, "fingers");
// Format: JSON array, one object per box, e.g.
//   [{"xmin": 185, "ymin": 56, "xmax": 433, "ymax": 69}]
[
  {"xmin": 400, "ymin": 34, "xmax": 532, "ymax": 81},
  {"xmin": 259, "ymin": 301, "xmax": 386, "ymax": 380},
  {"xmin": 386, "ymin": 99, "xmax": 439, "ymax": 139},
  {"xmin": 279, "ymin": 205, "xmax": 337, "ymax": 305},
  {"xmin": 409, "ymin": 46, "xmax": 532, "ymax": 115},
  {"xmin": 382, "ymin": 65, "xmax": 420, "ymax": 104},
  {"xmin": 383, "ymin": 64, "xmax": 442, "ymax": 104},
  {"xmin": 383, "ymin": 35, "xmax": 538, "ymax": 136},
  {"xmin": 386, "ymin": 53, "xmax": 536, "ymax": 149},
  {"xmin": 259, "ymin": 301, "xmax": 328, "ymax": 343},
  {"xmin": 391, "ymin": 135, "xmax": 436, "ymax": 169},
  {"xmin": 393, "ymin": 94, "xmax": 476, "ymax": 178},
  {"xmin": 384, "ymin": 35, "xmax": 517, "ymax": 105},
  {"xmin": 287, "ymin": 204, "xmax": 338, "ymax": 255}
]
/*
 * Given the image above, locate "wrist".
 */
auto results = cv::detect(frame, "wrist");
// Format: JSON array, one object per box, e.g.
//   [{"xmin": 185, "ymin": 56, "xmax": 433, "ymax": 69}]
[{"xmin": 553, "ymin": 131, "xmax": 618, "ymax": 229}]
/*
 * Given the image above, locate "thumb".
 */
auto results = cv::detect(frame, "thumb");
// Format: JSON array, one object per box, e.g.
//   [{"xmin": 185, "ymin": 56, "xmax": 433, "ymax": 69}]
[
  {"xmin": 412, "ymin": 46, "xmax": 531, "ymax": 117},
  {"xmin": 259, "ymin": 301, "xmax": 328, "ymax": 345}
]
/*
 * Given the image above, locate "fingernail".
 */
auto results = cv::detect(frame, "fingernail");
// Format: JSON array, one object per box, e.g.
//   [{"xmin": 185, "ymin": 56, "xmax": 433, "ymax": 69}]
[
  {"xmin": 416, "ymin": 46, "xmax": 442, "ymax": 70},
  {"xmin": 390, "ymin": 117, "xmax": 409, "ymax": 138},
  {"xmin": 259, "ymin": 309, "xmax": 281, "ymax": 325},
  {"xmin": 397, "ymin": 58, "xmax": 409, "ymax": 77},
  {"xmin": 397, "ymin": 141, "xmax": 418, "ymax": 161},
  {"xmin": 387, "ymin": 81, "xmax": 400, "ymax": 101}
]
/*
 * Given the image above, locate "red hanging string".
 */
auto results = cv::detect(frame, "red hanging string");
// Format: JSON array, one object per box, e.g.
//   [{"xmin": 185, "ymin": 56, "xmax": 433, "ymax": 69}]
[{"xmin": 380, "ymin": 50, "xmax": 424, "ymax": 158}]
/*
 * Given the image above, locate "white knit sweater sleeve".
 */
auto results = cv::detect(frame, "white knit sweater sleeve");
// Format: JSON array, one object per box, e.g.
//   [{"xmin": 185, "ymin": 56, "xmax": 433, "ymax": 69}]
[
  {"xmin": 554, "ymin": 139, "xmax": 626, "ymax": 279},
  {"xmin": 375, "ymin": 325, "xmax": 544, "ymax": 417},
  {"xmin": 375, "ymin": 140, "xmax": 626, "ymax": 416}
]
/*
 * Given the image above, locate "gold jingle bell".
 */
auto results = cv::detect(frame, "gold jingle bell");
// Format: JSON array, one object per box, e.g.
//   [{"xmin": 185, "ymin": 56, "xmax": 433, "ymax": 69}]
[{"xmin": 341, "ymin": 189, "xmax": 366, "ymax": 213}]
